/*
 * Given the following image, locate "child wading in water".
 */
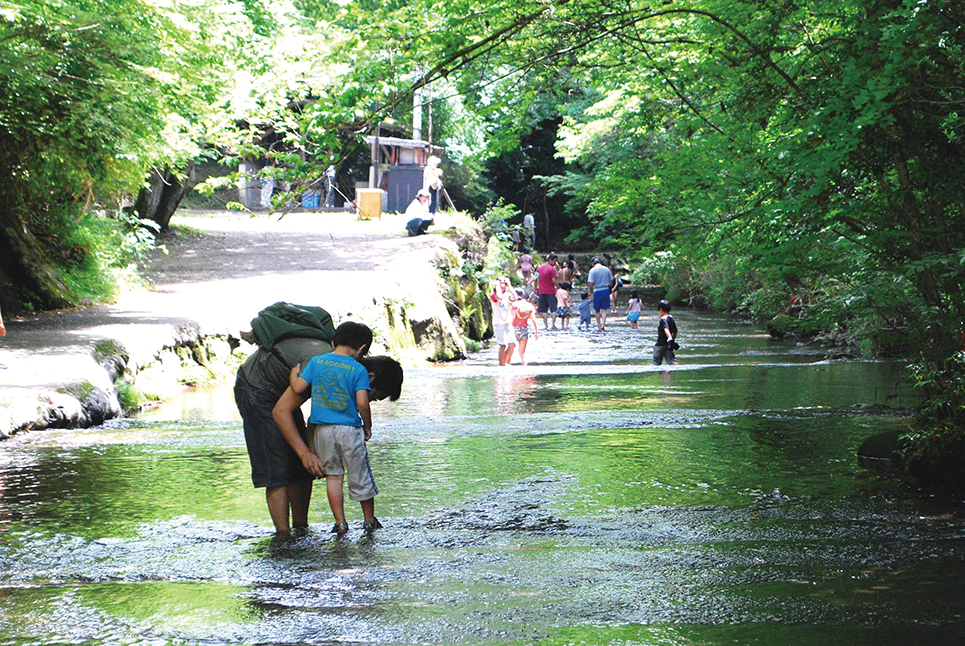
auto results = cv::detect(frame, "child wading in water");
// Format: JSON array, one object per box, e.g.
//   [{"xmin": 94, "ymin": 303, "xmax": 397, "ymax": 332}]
[
  {"xmin": 625, "ymin": 289, "xmax": 642, "ymax": 329},
  {"xmin": 653, "ymin": 300, "xmax": 679, "ymax": 365},
  {"xmin": 273, "ymin": 322, "xmax": 403, "ymax": 536},
  {"xmin": 577, "ymin": 292, "xmax": 592, "ymax": 330},
  {"xmin": 555, "ymin": 281, "xmax": 572, "ymax": 330},
  {"xmin": 511, "ymin": 289, "xmax": 539, "ymax": 365}
]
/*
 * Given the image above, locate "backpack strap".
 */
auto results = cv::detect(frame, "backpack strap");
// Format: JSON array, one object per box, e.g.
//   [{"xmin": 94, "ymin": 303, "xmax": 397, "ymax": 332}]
[{"xmin": 266, "ymin": 344, "xmax": 293, "ymax": 372}]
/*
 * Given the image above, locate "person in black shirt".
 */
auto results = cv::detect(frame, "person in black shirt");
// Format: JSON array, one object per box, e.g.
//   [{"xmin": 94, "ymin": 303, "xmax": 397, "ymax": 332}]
[{"xmin": 653, "ymin": 300, "xmax": 678, "ymax": 366}]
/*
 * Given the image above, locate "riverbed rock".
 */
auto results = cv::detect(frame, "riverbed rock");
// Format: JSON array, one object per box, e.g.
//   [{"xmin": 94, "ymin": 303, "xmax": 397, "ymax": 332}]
[
  {"xmin": 857, "ymin": 430, "xmax": 902, "ymax": 462},
  {"xmin": 410, "ymin": 311, "xmax": 465, "ymax": 362}
]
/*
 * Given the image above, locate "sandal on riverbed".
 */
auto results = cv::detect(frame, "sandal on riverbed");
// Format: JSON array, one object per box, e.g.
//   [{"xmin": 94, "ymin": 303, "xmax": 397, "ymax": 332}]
[
  {"xmin": 331, "ymin": 522, "xmax": 349, "ymax": 536},
  {"xmin": 362, "ymin": 518, "xmax": 383, "ymax": 534}
]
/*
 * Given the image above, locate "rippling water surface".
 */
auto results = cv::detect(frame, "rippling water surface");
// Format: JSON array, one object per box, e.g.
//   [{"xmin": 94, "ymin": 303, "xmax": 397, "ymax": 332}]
[{"xmin": 2, "ymin": 311, "xmax": 963, "ymax": 645}]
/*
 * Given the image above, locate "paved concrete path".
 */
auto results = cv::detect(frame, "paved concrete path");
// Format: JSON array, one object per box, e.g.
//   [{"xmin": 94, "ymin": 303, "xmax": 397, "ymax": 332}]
[{"xmin": 0, "ymin": 209, "xmax": 447, "ymax": 432}]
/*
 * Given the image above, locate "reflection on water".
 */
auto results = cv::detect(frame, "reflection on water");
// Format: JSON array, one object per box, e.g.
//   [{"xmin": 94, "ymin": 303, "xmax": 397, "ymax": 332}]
[{"xmin": 1, "ymin": 311, "xmax": 963, "ymax": 644}]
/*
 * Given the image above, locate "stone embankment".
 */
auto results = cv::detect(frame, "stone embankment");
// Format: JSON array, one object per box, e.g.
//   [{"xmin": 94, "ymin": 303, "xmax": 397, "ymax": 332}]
[{"xmin": 0, "ymin": 210, "xmax": 489, "ymax": 437}]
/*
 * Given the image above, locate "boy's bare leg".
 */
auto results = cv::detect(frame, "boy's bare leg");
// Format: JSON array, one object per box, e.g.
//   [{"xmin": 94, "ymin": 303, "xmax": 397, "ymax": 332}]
[
  {"xmin": 266, "ymin": 486, "xmax": 291, "ymax": 535},
  {"xmin": 289, "ymin": 480, "xmax": 312, "ymax": 529},
  {"xmin": 360, "ymin": 497, "xmax": 376, "ymax": 523},
  {"xmin": 326, "ymin": 475, "xmax": 346, "ymax": 524}
]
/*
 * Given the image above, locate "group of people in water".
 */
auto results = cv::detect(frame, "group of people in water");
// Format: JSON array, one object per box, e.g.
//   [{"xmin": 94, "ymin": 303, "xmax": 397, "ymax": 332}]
[{"xmin": 491, "ymin": 252, "xmax": 679, "ymax": 366}]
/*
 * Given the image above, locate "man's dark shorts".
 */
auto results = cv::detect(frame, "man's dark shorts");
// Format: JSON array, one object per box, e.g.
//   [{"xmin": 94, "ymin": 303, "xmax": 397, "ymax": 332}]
[
  {"xmin": 593, "ymin": 289, "xmax": 611, "ymax": 312},
  {"xmin": 537, "ymin": 293, "xmax": 558, "ymax": 314},
  {"xmin": 234, "ymin": 374, "xmax": 313, "ymax": 489}
]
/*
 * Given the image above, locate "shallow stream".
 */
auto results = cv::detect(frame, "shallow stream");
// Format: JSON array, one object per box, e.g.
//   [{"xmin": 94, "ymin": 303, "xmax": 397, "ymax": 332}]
[{"xmin": 2, "ymin": 311, "xmax": 964, "ymax": 645}]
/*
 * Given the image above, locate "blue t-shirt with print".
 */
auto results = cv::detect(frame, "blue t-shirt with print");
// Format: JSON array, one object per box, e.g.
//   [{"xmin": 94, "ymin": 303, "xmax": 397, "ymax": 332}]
[{"xmin": 299, "ymin": 353, "xmax": 371, "ymax": 426}]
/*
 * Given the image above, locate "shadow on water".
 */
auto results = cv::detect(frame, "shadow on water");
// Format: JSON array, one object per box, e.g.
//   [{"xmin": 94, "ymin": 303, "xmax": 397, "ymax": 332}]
[{"xmin": 2, "ymin": 311, "xmax": 964, "ymax": 644}]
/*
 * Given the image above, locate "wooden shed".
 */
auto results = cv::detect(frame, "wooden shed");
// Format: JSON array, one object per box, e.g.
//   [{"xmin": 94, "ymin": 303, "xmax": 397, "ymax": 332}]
[{"xmin": 364, "ymin": 135, "xmax": 444, "ymax": 213}]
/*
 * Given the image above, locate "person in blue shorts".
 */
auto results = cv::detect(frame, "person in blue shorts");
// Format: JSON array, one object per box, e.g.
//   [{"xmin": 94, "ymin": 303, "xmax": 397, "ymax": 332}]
[
  {"xmin": 586, "ymin": 257, "xmax": 614, "ymax": 331},
  {"xmin": 625, "ymin": 289, "xmax": 642, "ymax": 329}
]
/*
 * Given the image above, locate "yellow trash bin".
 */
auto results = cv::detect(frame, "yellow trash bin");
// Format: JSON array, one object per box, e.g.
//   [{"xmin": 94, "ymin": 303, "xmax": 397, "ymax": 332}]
[{"xmin": 356, "ymin": 188, "xmax": 383, "ymax": 220}]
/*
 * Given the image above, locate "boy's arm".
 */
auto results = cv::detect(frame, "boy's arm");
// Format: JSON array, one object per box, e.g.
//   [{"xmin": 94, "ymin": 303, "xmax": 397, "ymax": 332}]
[
  {"xmin": 272, "ymin": 377, "xmax": 324, "ymax": 478},
  {"xmin": 662, "ymin": 319, "xmax": 674, "ymax": 341},
  {"xmin": 356, "ymin": 389, "xmax": 372, "ymax": 441}
]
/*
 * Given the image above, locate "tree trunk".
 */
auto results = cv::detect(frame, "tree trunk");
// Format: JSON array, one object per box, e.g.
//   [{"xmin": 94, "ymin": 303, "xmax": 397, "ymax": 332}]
[
  {"xmin": 134, "ymin": 164, "xmax": 196, "ymax": 231},
  {"xmin": 0, "ymin": 211, "xmax": 75, "ymax": 314}
]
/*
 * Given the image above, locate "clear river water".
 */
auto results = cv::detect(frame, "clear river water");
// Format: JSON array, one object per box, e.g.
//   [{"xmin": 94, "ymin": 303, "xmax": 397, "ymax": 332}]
[{"xmin": 1, "ymin": 311, "xmax": 964, "ymax": 645}]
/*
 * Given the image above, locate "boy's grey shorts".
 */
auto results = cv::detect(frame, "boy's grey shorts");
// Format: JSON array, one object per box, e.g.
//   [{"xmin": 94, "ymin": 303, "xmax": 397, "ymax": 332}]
[{"xmin": 309, "ymin": 423, "xmax": 379, "ymax": 501}]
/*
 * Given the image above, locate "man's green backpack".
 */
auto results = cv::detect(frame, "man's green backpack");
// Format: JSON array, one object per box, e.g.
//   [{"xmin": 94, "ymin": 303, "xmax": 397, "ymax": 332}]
[{"xmin": 248, "ymin": 302, "xmax": 336, "ymax": 368}]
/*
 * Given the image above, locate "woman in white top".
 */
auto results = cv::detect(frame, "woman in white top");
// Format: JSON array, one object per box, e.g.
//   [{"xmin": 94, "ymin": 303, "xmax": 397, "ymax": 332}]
[{"xmin": 423, "ymin": 156, "xmax": 443, "ymax": 215}]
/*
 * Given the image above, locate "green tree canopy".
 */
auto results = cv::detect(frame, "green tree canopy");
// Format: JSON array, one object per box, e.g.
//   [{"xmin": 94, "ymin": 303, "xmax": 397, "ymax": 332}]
[{"xmin": 329, "ymin": 0, "xmax": 965, "ymax": 461}]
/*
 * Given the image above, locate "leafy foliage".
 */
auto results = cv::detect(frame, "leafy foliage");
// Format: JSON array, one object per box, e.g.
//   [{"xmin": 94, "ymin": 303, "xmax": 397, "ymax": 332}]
[
  {"xmin": 3, "ymin": 0, "xmax": 965, "ymax": 477},
  {"xmin": 0, "ymin": 0, "xmax": 225, "ymax": 307}
]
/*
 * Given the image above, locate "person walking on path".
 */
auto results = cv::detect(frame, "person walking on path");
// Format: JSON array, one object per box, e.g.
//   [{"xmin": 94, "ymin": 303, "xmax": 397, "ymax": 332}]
[
  {"xmin": 234, "ymin": 302, "xmax": 336, "ymax": 537},
  {"xmin": 273, "ymin": 322, "xmax": 402, "ymax": 536},
  {"xmin": 586, "ymin": 257, "xmax": 614, "ymax": 331},
  {"xmin": 490, "ymin": 277, "xmax": 517, "ymax": 366},
  {"xmin": 423, "ymin": 156, "xmax": 443, "ymax": 215},
  {"xmin": 653, "ymin": 299, "xmax": 679, "ymax": 366},
  {"xmin": 324, "ymin": 165, "xmax": 337, "ymax": 208},
  {"xmin": 511, "ymin": 290, "xmax": 539, "ymax": 365},
  {"xmin": 523, "ymin": 212, "xmax": 536, "ymax": 251},
  {"xmin": 536, "ymin": 253, "xmax": 560, "ymax": 330}
]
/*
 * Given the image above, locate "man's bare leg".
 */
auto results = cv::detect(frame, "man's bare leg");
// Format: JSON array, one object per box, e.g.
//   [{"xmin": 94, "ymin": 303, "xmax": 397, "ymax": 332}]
[
  {"xmin": 266, "ymin": 486, "xmax": 291, "ymax": 535},
  {"xmin": 289, "ymin": 480, "xmax": 312, "ymax": 529}
]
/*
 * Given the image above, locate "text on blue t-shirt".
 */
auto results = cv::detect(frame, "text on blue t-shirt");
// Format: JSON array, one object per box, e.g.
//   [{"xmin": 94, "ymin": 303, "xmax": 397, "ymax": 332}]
[{"xmin": 299, "ymin": 353, "xmax": 371, "ymax": 426}]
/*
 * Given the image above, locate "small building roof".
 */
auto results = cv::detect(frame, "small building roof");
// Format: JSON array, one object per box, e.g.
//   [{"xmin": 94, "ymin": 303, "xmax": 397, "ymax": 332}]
[{"xmin": 365, "ymin": 136, "xmax": 443, "ymax": 152}]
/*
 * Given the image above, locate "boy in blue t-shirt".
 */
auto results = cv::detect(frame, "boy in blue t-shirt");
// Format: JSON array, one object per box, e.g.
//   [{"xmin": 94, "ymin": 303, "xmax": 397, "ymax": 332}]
[{"xmin": 273, "ymin": 321, "xmax": 385, "ymax": 536}]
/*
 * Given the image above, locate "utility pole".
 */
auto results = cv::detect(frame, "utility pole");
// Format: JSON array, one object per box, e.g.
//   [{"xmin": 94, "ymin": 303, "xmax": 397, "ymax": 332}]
[{"xmin": 413, "ymin": 87, "xmax": 423, "ymax": 142}]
